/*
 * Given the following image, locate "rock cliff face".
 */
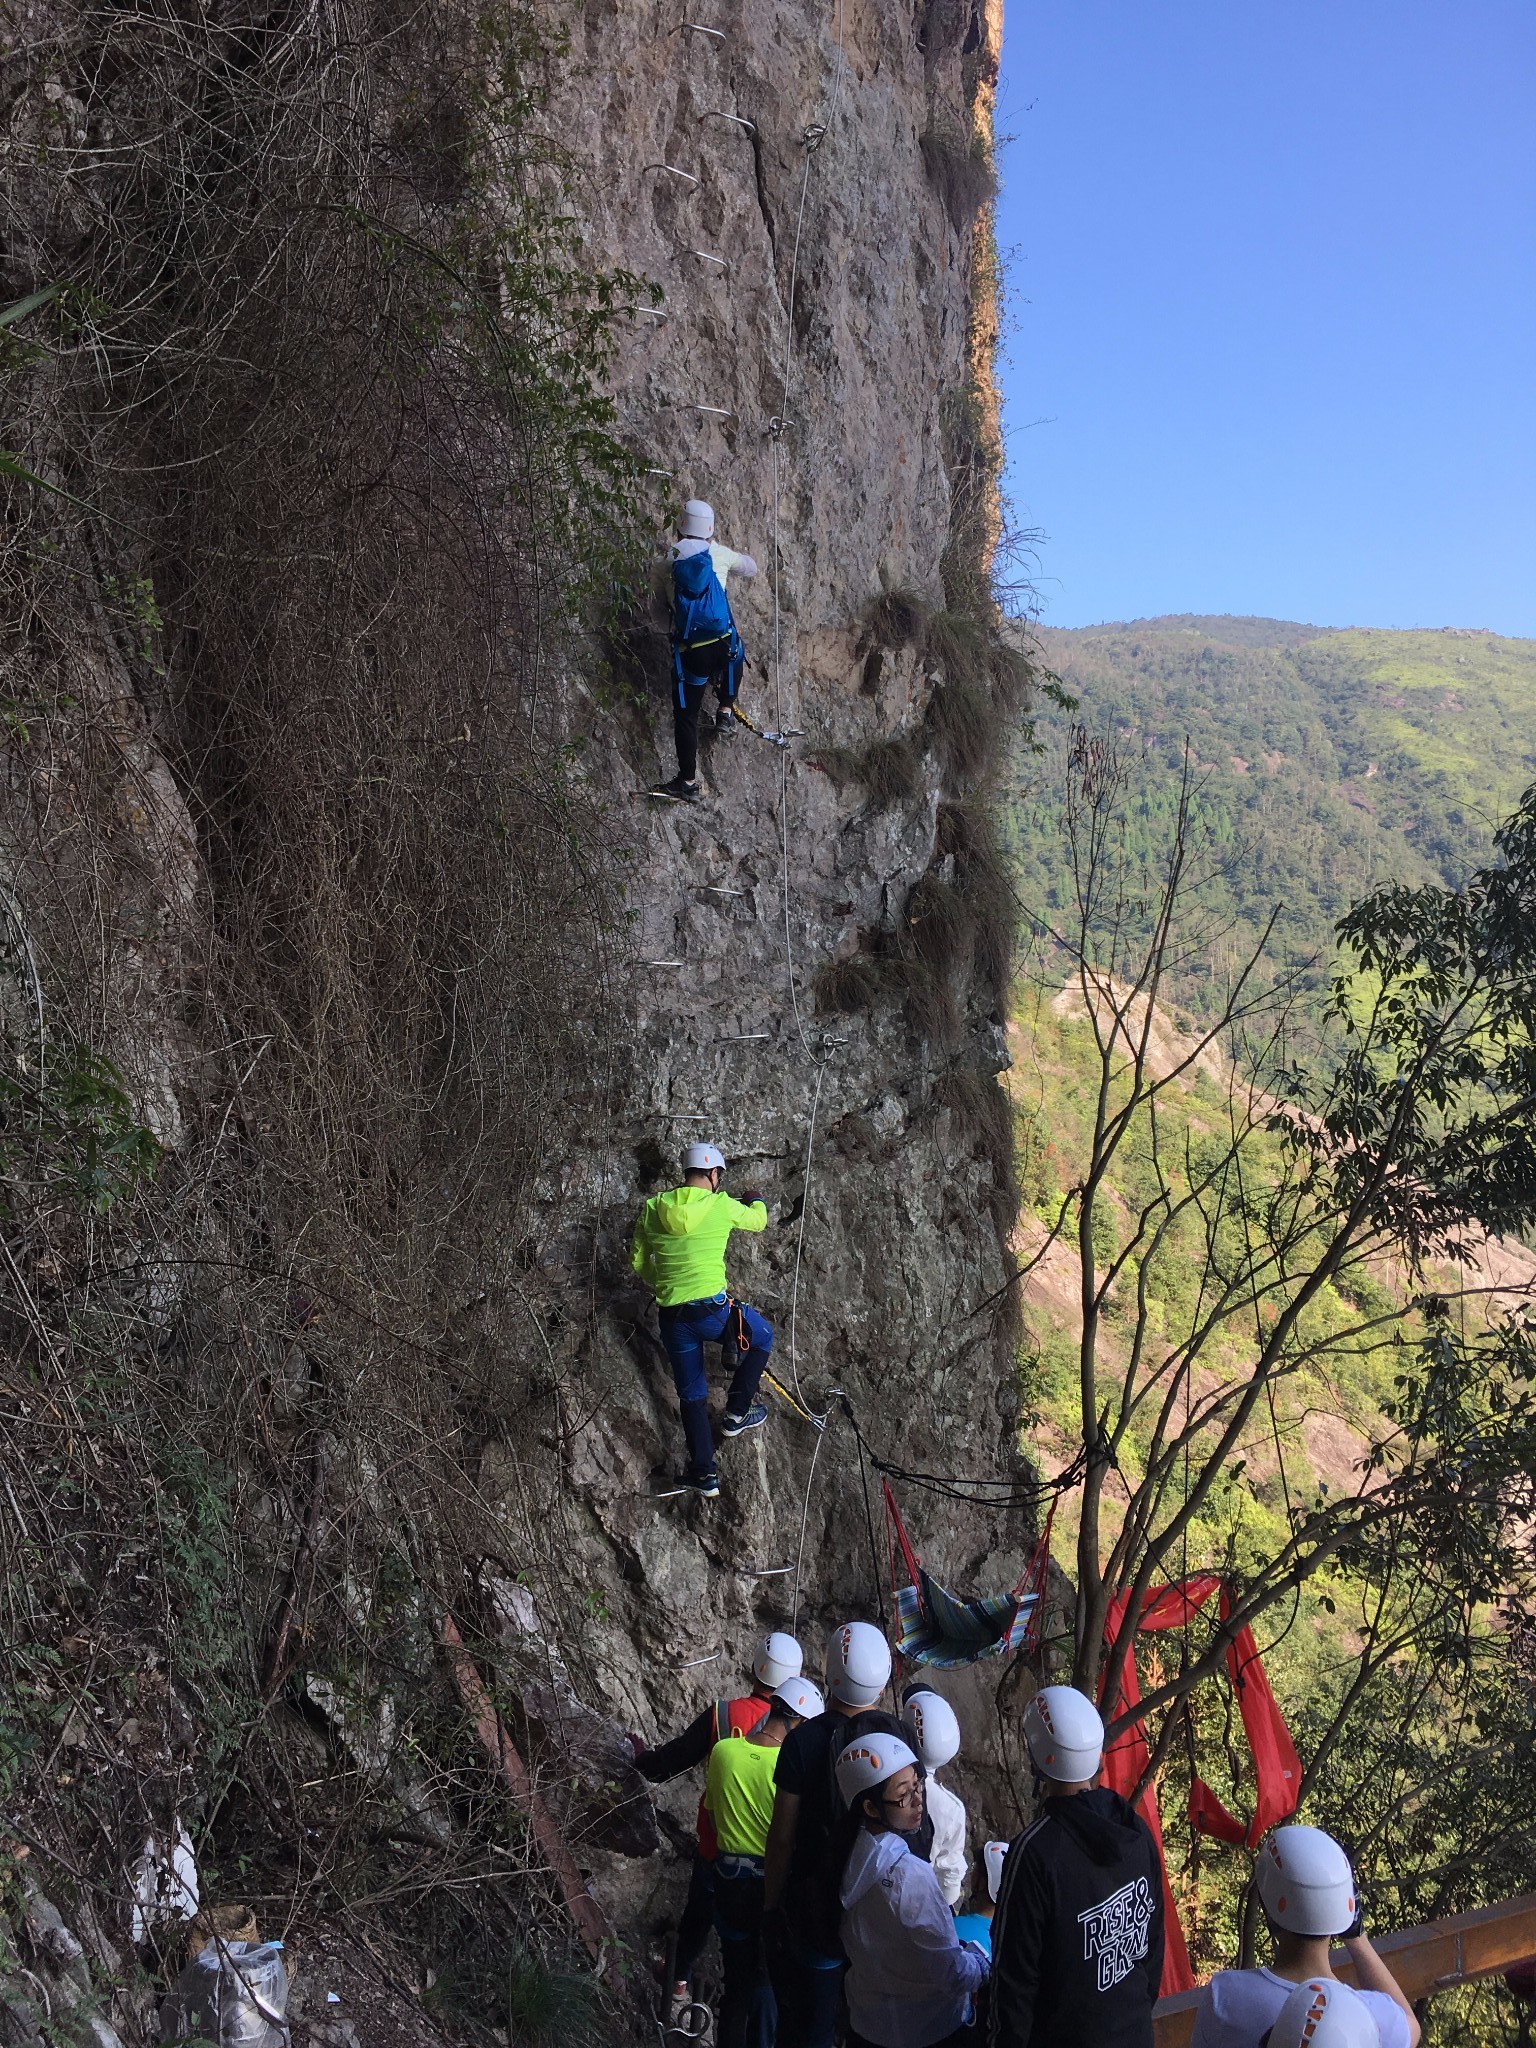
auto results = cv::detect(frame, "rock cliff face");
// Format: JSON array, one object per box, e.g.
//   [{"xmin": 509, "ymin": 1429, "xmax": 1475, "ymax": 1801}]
[
  {"xmin": 521, "ymin": 0, "xmax": 1039, "ymax": 1931},
  {"xmin": 0, "ymin": 0, "xmax": 1037, "ymax": 2017}
]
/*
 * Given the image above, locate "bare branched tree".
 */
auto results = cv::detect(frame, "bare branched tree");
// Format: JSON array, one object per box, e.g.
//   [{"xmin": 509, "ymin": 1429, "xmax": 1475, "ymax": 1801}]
[{"xmin": 1013, "ymin": 733, "xmax": 1536, "ymax": 1797}]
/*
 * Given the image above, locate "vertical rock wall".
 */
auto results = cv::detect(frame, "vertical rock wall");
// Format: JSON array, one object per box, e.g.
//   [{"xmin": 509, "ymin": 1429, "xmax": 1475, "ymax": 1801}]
[{"xmin": 522, "ymin": 0, "xmax": 1038, "ymax": 1923}]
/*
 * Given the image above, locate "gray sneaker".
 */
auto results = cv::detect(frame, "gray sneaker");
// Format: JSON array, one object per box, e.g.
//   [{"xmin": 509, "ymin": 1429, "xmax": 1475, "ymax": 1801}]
[
  {"xmin": 720, "ymin": 1403, "xmax": 768, "ymax": 1438},
  {"xmin": 651, "ymin": 775, "xmax": 701, "ymax": 804}
]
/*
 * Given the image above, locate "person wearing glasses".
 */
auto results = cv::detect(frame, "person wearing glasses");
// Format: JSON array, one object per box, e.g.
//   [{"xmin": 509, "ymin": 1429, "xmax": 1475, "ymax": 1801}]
[{"xmin": 835, "ymin": 1732, "xmax": 989, "ymax": 2048}]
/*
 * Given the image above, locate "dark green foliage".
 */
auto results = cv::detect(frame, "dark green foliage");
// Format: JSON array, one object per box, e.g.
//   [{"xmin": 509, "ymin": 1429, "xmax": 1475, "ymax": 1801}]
[
  {"xmin": 1012, "ymin": 618, "xmax": 1536, "ymax": 1019},
  {"xmin": 988, "ymin": 637, "xmax": 1036, "ymax": 719},
  {"xmin": 939, "ymin": 802, "xmax": 1016, "ymax": 990},
  {"xmin": 905, "ymin": 875, "xmax": 975, "ymax": 976},
  {"xmin": 816, "ymin": 737, "xmax": 924, "ymax": 807},
  {"xmin": 429, "ymin": 1941, "xmax": 610, "ymax": 2048},
  {"xmin": 925, "ymin": 671, "xmax": 993, "ymax": 788},
  {"xmin": 919, "ymin": 125, "xmax": 998, "ymax": 231},
  {"xmin": 923, "ymin": 606, "xmax": 990, "ymax": 680},
  {"xmin": 935, "ymin": 1068, "xmax": 1018, "ymax": 1229},
  {"xmin": 814, "ymin": 955, "xmax": 887, "ymax": 1016},
  {"xmin": 864, "ymin": 585, "xmax": 928, "ymax": 652},
  {"xmin": 892, "ymin": 956, "xmax": 961, "ymax": 1047},
  {"xmin": 1322, "ymin": 783, "xmax": 1536, "ymax": 1248}
]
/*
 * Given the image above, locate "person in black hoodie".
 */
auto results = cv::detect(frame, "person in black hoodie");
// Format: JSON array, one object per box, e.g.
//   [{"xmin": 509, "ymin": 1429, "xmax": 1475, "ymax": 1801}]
[{"xmin": 989, "ymin": 1685, "xmax": 1163, "ymax": 2048}]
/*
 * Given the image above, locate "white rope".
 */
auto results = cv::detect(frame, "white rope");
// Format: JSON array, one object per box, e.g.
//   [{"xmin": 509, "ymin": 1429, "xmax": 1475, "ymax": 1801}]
[
  {"xmin": 790, "ymin": 1413, "xmax": 830, "ymax": 1636},
  {"xmin": 764, "ymin": 0, "xmax": 851, "ymax": 1629},
  {"xmin": 785, "ymin": 1060, "xmax": 827, "ymax": 1405}
]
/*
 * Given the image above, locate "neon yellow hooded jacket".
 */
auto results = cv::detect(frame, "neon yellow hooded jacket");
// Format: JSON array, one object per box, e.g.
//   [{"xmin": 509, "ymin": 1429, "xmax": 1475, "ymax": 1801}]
[{"xmin": 630, "ymin": 1186, "xmax": 768, "ymax": 1307}]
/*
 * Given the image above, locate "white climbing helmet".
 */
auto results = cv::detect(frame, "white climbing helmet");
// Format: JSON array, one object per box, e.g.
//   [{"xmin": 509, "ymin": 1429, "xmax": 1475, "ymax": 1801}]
[
  {"xmin": 1267, "ymin": 1979, "xmax": 1379, "ymax": 2048},
  {"xmin": 753, "ymin": 1632, "xmax": 804, "ymax": 1691},
  {"xmin": 1022, "ymin": 1685, "xmax": 1104, "ymax": 1783},
  {"xmin": 903, "ymin": 1690, "xmax": 961, "ymax": 1769},
  {"xmin": 683, "ymin": 1142, "xmax": 726, "ymax": 1173},
  {"xmin": 825, "ymin": 1621, "xmax": 892, "ymax": 1707},
  {"xmin": 771, "ymin": 1676, "xmax": 824, "ymax": 1720},
  {"xmin": 984, "ymin": 1840, "xmax": 1009, "ymax": 1902},
  {"xmin": 1256, "ymin": 1826, "xmax": 1358, "ymax": 1938},
  {"xmin": 833, "ymin": 1731, "xmax": 919, "ymax": 1806},
  {"xmin": 680, "ymin": 499, "xmax": 716, "ymax": 540}
]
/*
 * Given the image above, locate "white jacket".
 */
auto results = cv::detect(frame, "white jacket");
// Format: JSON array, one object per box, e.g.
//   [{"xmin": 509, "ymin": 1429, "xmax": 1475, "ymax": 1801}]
[
  {"xmin": 926, "ymin": 1775, "xmax": 968, "ymax": 1910},
  {"xmin": 672, "ymin": 536, "xmax": 759, "ymax": 580},
  {"xmin": 840, "ymin": 1828, "xmax": 988, "ymax": 2048}
]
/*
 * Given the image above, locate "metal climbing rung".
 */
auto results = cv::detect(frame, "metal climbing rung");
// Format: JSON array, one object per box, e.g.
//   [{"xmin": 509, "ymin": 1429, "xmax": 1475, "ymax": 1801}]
[
  {"xmin": 646, "ymin": 469, "xmax": 676, "ymax": 478},
  {"xmin": 643, "ymin": 163, "xmax": 700, "ymax": 185},
  {"xmin": 641, "ymin": 958, "xmax": 685, "ymax": 967},
  {"xmin": 687, "ymin": 250, "xmax": 731, "ymax": 269},
  {"xmin": 675, "ymin": 20, "xmax": 726, "ymax": 36},
  {"xmin": 719, "ymin": 1033, "xmax": 771, "ymax": 1041},
  {"xmin": 677, "ymin": 1650, "xmax": 723, "ymax": 1670},
  {"xmin": 702, "ymin": 111, "xmax": 757, "ymax": 133},
  {"xmin": 691, "ymin": 404, "xmax": 735, "ymax": 418}
]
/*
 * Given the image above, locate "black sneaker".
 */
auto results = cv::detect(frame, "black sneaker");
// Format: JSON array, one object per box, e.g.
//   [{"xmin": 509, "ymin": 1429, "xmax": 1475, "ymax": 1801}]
[
  {"xmin": 681, "ymin": 1467, "xmax": 720, "ymax": 1498},
  {"xmin": 651, "ymin": 775, "xmax": 701, "ymax": 804},
  {"xmin": 714, "ymin": 707, "xmax": 737, "ymax": 734},
  {"xmin": 720, "ymin": 1403, "xmax": 767, "ymax": 1438}
]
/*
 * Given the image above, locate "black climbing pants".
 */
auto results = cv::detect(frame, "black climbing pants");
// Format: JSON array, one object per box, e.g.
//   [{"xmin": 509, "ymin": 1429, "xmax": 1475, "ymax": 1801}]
[
  {"xmin": 676, "ymin": 1850, "xmax": 716, "ymax": 1979},
  {"xmin": 672, "ymin": 637, "xmax": 743, "ymax": 781},
  {"xmin": 673, "ymin": 679, "xmax": 714, "ymax": 784},
  {"xmin": 715, "ymin": 1858, "xmax": 775, "ymax": 2048}
]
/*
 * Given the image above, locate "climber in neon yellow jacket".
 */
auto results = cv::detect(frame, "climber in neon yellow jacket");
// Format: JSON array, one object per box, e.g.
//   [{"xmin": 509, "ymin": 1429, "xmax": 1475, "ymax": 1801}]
[{"xmin": 632, "ymin": 1142, "xmax": 774, "ymax": 1500}]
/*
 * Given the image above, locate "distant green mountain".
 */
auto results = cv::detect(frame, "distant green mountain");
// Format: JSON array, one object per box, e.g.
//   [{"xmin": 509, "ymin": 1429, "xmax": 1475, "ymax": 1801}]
[{"xmin": 1006, "ymin": 616, "xmax": 1536, "ymax": 1011}]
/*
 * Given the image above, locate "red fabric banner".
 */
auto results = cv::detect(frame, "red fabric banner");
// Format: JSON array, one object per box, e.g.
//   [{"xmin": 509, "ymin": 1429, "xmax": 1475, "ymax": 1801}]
[{"xmin": 1100, "ymin": 1577, "xmax": 1301, "ymax": 1995}]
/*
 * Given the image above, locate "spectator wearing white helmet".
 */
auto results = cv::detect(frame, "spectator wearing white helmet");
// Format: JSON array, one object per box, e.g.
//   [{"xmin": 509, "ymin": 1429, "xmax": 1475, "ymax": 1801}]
[
  {"xmin": 903, "ymin": 1686, "xmax": 969, "ymax": 1910},
  {"xmin": 766, "ymin": 1622, "xmax": 932, "ymax": 2048},
  {"xmin": 837, "ymin": 1731, "xmax": 989, "ymax": 2048},
  {"xmin": 989, "ymin": 1685, "xmax": 1163, "ymax": 2048},
  {"xmin": 631, "ymin": 1142, "xmax": 775, "ymax": 1497},
  {"xmin": 706, "ymin": 1676, "xmax": 826, "ymax": 2048},
  {"xmin": 951, "ymin": 1843, "xmax": 1010, "ymax": 1960},
  {"xmin": 633, "ymin": 1633, "xmax": 804, "ymax": 2007},
  {"xmin": 654, "ymin": 498, "xmax": 759, "ymax": 802},
  {"xmin": 1189, "ymin": 1826, "xmax": 1418, "ymax": 2048}
]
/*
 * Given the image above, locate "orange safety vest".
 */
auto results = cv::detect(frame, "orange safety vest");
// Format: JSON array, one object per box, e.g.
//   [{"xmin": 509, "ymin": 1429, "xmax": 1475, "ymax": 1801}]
[{"xmin": 696, "ymin": 1694, "xmax": 771, "ymax": 1858}]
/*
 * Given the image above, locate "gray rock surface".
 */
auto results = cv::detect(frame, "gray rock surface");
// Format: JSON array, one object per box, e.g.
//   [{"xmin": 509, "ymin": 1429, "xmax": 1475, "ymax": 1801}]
[{"xmin": 500, "ymin": 0, "xmax": 1040, "ymax": 1935}]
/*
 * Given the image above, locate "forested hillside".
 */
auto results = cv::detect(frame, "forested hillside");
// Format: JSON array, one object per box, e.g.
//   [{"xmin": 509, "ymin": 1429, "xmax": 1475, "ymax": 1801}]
[
  {"xmin": 1000, "ymin": 640, "xmax": 1536, "ymax": 2032},
  {"xmin": 1006, "ymin": 617, "xmax": 1536, "ymax": 1011}
]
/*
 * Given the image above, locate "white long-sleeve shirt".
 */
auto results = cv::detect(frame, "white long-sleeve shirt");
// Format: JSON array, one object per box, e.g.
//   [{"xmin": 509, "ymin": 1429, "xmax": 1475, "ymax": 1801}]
[
  {"xmin": 926, "ymin": 1775, "xmax": 969, "ymax": 1911},
  {"xmin": 841, "ymin": 1829, "xmax": 989, "ymax": 2048},
  {"xmin": 671, "ymin": 536, "xmax": 758, "ymax": 581}
]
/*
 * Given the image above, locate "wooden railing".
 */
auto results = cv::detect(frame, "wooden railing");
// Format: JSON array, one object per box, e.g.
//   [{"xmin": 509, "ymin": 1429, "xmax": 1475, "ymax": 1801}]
[{"xmin": 1153, "ymin": 1893, "xmax": 1536, "ymax": 2046}]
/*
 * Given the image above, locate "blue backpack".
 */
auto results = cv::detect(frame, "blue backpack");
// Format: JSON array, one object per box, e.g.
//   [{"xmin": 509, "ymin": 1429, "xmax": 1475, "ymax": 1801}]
[{"xmin": 672, "ymin": 547, "xmax": 735, "ymax": 651}]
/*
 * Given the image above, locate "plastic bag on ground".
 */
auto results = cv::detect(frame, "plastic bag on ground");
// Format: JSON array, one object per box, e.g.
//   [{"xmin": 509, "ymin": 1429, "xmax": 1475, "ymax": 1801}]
[{"xmin": 161, "ymin": 1941, "xmax": 290, "ymax": 2048}]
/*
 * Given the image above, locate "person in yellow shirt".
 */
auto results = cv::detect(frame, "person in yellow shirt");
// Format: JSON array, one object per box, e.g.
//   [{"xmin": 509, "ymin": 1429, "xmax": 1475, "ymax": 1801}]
[
  {"xmin": 631, "ymin": 1141, "xmax": 773, "ymax": 1498},
  {"xmin": 705, "ymin": 1675, "xmax": 825, "ymax": 2048}
]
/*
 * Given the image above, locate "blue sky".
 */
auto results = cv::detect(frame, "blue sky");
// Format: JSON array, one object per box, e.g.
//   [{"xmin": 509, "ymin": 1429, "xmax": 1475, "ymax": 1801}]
[{"xmin": 992, "ymin": 2, "xmax": 1536, "ymax": 635}]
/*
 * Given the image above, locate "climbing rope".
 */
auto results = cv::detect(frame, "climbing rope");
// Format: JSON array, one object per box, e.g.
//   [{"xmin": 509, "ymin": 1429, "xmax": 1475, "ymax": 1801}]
[{"xmin": 766, "ymin": 1, "xmax": 857, "ymax": 1627}]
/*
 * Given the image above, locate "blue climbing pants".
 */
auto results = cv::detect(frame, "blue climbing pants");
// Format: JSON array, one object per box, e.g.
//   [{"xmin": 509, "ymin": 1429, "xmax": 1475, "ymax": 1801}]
[
  {"xmin": 658, "ymin": 1293, "xmax": 773, "ymax": 1474},
  {"xmin": 768, "ymin": 1934, "xmax": 844, "ymax": 2048}
]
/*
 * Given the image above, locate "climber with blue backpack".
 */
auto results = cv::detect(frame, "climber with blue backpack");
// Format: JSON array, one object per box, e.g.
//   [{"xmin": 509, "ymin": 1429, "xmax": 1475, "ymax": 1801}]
[{"xmin": 652, "ymin": 499, "xmax": 758, "ymax": 804}]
